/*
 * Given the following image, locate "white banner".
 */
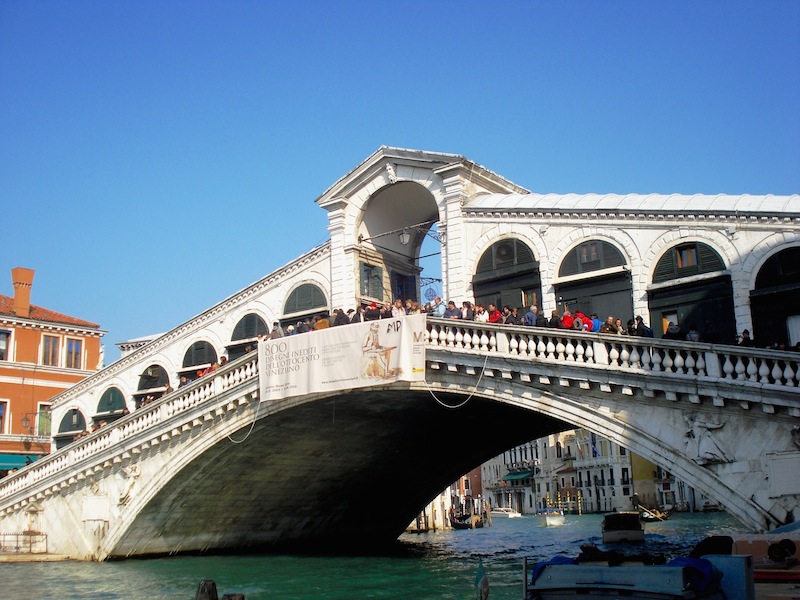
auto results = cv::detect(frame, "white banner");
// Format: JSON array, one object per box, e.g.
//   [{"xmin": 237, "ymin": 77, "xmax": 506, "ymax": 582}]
[{"xmin": 257, "ymin": 314, "xmax": 427, "ymax": 401}]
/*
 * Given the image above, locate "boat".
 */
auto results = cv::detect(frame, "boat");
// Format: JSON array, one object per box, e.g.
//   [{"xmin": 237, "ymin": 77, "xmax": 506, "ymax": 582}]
[
  {"xmin": 601, "ymin": 511, "xmax": 644, "ymax": 543},
  {"xmin": 691, "ymin": 533, "xmax": 800, "ymax": 584},
  {"xmin": 523, "ymin": 544, "xmax": 736, "ymax": 600},
  {"xmin": 448, "ymin": 506, "xmax": 486, "ymax": 529},
  {"xmin": 490, "ymin": 506, "xmax": 521, "ymax": 519},
  {"xmin": 639, "ymin": 506, "xmax": 672, "ymax": 522},
  {"xmin": 535, "ymin": 507, "xmax": 566, "ymax": 527}
]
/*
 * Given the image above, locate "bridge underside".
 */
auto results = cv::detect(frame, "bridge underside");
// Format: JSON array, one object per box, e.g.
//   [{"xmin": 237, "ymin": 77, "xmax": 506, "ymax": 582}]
[{"xmin": 110, "ymin": 389, "xmax": 565, "ymax": 557}]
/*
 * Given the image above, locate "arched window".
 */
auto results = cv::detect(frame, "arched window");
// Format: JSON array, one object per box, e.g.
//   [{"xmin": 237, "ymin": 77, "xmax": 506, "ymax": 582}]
[
  {"xmin": 559, "ymin": 240, "xmax": 626, "ymax": 277},
  {"xmin": 476, "ymin": 238, "xmax": 536, "ymax": 275},
  {"xmin": 473, "ymin": 238, "xmax": 541, "ymax": 311},
  {"xmin": 228, "ymin": 314, "xmax": 269, "ymax": 360},
  {"xmin": 751, "ymin": 246, "xmax": 800, "ymax": 347},
  {"xmin": 231, "ymin": 314, "xmax": 268, "ymax": 341},
  {"xmin": 653, "ymin": 242, "xmax": 724, "ymax": 283},
  {"xmin": 283, "ymin": 284, "xmax": 327, "ymax": 314},
  {"xmin": 94, "ymin": 387, "xmax": 127, "ymax": 421},
  {"xmin": 54, "ymin": 408, "xmax": 86, "ymax": 449},
  {"xmin": 133, "ymin": 365, "xmax": 170, "ymax": 408}
]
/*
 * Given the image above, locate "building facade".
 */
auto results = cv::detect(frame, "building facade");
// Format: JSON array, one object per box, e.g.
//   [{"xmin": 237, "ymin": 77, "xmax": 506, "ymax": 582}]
[{"xmin": 0, "ymin": 268, "xmax": 104, "ymax": 471}]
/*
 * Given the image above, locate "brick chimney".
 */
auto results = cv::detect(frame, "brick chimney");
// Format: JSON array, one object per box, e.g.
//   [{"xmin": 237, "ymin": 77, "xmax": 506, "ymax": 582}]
[{"xmin": 11, "ymin": 267, "xmax": 35, "ymax": 318}]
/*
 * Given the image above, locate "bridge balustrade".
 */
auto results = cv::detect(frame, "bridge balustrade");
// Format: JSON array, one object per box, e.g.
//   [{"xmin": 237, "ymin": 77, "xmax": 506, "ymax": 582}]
[
  {"xmin": 0, "ymin": 354, "xmax": 259, "ymax": 503},
  {"xmin": 426, "ymin": 318, "xmax": 800, "ymax": 391}
]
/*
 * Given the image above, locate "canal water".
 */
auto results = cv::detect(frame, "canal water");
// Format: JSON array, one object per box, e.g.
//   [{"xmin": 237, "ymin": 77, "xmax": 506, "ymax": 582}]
[{"xmin": 1, "ymin": 512, "xmax": 748, "ymax": 599}]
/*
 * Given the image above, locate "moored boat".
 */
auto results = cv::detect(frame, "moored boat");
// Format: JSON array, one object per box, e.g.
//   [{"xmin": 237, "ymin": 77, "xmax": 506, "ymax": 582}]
[
  {"xmin": 490, "ymin": 506, "xmax": 522, "ymax": 519},
  {"xmin": 601, "ymin": 511, "xmax": 644, "ymax": 543},
  {"xmin": 535, "ymin": 508, "xmax": 566, "ymax": 527}
]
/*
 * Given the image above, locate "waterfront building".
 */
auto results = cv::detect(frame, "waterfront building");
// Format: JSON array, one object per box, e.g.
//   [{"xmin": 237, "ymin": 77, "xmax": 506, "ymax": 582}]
[
  {"xmin": 481, "ymin": 440, "xmax": 537, "ymax": 514},
  {"xmin": 0, "ymin": 268, "xmax": 104, "ymax": 471}
]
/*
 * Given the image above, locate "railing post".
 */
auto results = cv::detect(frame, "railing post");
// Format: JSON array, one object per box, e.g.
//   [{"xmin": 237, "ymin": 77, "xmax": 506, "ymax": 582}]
[
  {"xmin": 704, "ymin": 350, "xmax": 722, "ymax": 378},
  {"xmin": 592, "ymin": 341, "xmax": 609, "ymax": 365},
  {"xmin": 496, "ymin": 330, "xmax": 509, "ymax": 354}
]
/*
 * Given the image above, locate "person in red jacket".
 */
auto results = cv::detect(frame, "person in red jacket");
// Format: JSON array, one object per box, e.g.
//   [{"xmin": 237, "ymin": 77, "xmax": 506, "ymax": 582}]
[
  {"xmin": 561, "ymin": 308, "xmax": 575, "ymax": 329},
  {"xmin": 487, "ymin": 303, "xmax": 503, "ymax": 323}
]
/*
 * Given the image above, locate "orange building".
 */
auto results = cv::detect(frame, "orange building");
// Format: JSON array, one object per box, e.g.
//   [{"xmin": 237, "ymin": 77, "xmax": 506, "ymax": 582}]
[{"xmin": 0, "ymin": 267, "xmax": 104, "ymax": 472}]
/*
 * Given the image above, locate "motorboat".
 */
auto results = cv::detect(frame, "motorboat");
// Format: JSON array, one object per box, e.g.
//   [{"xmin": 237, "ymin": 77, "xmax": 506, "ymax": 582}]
[
  {"xmin": 535, "ymin": 508, "xmax": 566, "ymax": 527},
  {"xmin": 523, "ymin": 542, "xmax": 749, "ymax": 599},
  {"xmin": 601, "ymin": 511, "xmax": 644, "ymax": 543},
  {"xmin": 490, "ymin": 506, "xmax": 521, "ymax": 518},
  {"xmin": 692, "ymin": 533, "xmax": 800, "ymax": 584}
]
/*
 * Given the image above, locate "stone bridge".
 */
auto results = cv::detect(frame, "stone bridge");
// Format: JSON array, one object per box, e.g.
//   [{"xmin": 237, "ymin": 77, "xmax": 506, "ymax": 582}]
[{"xmin": 0, "ymin": 318, "xmax": 798, "ymax": 560}]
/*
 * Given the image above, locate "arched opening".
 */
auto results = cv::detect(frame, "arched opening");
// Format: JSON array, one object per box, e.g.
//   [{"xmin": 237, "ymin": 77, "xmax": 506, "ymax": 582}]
[
  {"xmin": 647, "ymin": 242, "xmax": 734, "ymax": 343},
  {"xmin": 179, "ymin": 341, "xmax": 219, "ymax": 384},
  {"xmin": 282, "ymin": 283, "xmax": 329, "ymax": 329},
  {"xmin": 227, "ymin": 313, "xmax": 268, "ymax": 360},
  {"xmin": 355, "ymin": 181, "xmax": 440, "ymax": 307},
  {"xmin": 750, "ymin": 246, "xmax": 800, "ymax": 348},
  {"xmin": 133, "ymin": 364, "xmax": 170, "ymax": 409},
  {"xmin": 53, "ymin": 408, "xmax": 87, "ymax": 450},
  {"xmin": 472, "ymin": 238, "xmax": 541, "ymax": 314},
  {"xmin": 554, "ymin": 240, "xmax": 632, "ymax": 321},
  {"xmin": 93, "ymin": 386, "xmax": 128, "ymax": 425}
]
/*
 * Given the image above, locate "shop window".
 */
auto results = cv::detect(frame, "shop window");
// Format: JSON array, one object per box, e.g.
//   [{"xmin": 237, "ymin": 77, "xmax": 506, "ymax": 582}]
[
  {"xmin": 0, "ymin": 400, "xmax": 6, "ymax": 433},
  {"xmin": 66, "ymin": 338, "xmax": 82, "ymax": 369},
  {"xmin": 42, "ymin": 335, "xmax": 60, "ymax": 366}
]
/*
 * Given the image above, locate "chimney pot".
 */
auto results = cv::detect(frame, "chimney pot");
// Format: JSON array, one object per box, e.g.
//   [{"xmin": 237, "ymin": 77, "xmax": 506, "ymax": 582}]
[{"xmin": 11, "ymin": 267, "xmax": 35, "ymax": 319}]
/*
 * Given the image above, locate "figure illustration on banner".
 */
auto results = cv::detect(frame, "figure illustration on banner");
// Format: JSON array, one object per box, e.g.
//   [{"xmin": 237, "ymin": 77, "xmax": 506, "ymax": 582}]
[{"xmin": 361, "ymin": 322, "xmax": 399, "ymax": 379}]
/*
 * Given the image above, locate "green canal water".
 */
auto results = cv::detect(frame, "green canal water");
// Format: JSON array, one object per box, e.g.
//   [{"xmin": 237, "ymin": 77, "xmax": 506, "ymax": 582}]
[{"xmin": 1, "ymin": 512, "xmax": 747, "ymax": 599}]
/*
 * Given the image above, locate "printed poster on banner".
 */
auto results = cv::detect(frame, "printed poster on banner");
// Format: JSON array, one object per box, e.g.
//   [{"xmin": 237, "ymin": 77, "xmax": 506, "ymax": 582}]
[{"xmin": 258, "ymin": 314, "xmax": 427, "ymax": 401}]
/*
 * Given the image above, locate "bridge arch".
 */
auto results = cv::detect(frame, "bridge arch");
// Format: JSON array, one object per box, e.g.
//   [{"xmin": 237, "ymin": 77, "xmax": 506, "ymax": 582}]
[{"xmin": 281, "ymin": 281, "xmax": 328, "ymax": 323}]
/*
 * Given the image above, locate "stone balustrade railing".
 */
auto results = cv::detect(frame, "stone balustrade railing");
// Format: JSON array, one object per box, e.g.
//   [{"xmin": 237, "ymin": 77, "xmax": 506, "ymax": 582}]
[
  {"xmin": 0, "ymin": 355, "xmax": 259, "ymax": 505},
  {"xmin": 426, "ymin": 318, "xmax": 800, "ymax": 412},
  {"xmin": 2, "ymin": 317, "xmax": 798, "ymax": 507}
]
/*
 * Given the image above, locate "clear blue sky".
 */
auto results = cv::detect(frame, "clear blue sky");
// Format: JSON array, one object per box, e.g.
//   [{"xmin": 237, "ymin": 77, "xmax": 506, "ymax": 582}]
[{"xmin": 2, "ymin": 1, "xmax": 798, "ymax": 363}]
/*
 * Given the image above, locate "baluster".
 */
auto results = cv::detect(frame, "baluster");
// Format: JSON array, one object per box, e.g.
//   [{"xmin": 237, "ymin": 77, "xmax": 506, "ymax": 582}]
[
  {"xmin": 684, "ymin": 352, "xmax": 696, "ymax": 374},
  {"xmin": 673, "ymin": 352, "xmax": 685, "ymax": 374},
  {"xmin": 429, "ymin": 327, "xmax": 439, "ymax": 347},
  {"xmin": 629, "ymin": 345, "xmax": 640, "ymax": 368},
  {"xmin": 455, "ymin": 328, "xmax": 464, "ymax": 348},
  {"xmin": 621, "ymin": 345, "xmax": 632, "ymax": 368},
  {"xmin": 489, "ymin": 332, "xmax": 497, "ymax": 352},
  {"xmin": 575, "ymin": 341, "xmax": 586, "ymax": 363},
  {"xmin": 758, "ymin": 359, "xmax": 771, "ymax": 383},
  {"xmin": 463, "ymin": 330, "xmax": 474, "ymax": 350},
  {"xmin": 546, "ymin": 338, "xmax": 556, "ymax": 360},
  {"xmin": 509, "ymin": 335, "xmax": 519, "ymax": 356},
  {"xmin": 565, "ymin": 339, "xmax": 576, "ymax": 361},
  {"xmin": 694, "ymin": 352, "xmax": 706, "ymax": 376},
  {"xmin": 584, "ymin": 342, "xmax": 594, "ymax": 364},
  {"xmin": 650, "ymin": 348, "xmax": 662, "ymax": 372},
  {"xmin": 746, "ymin": 358, "xmax": 758, "ymax": 382},
  {"xmin": 446, "ymin": 327, "xmax": 456, "ymax": 347},
  {"xmin": 771, "ymin": 362, "xmax": 784, "ymax": 384},
  {"xmin": 536, "ymin": 337, "xmax": 547, "ymax": 359},
  {"xmin": 722, "ymin": 354, "xmax": 735, "ymax": 379},
  {"xmin": 556, "ymin": 339, "xmax": 566, "ymax": 361},
  {"xmin": 734, "ymin": 357, "xmax": 746, "ymax": 381},
  {"xmin": 609, "ymin": 345, "xmax": 620, "ymax": 367},
  {"xmin": 480, "ymin": 332, "xmax": 490, "ymax": 352},
  {"xmin": 518, "ymin": 336, "xmax": 528, "ymax": 357},
  {"xmin": 783, "ymin": 362, "xmax": 796, "ymax": 387}
]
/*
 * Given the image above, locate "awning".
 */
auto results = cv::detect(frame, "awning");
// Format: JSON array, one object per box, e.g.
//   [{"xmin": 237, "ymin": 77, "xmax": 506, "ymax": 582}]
[
  {"xmin": 502, "ymin": 470, "xmax": 534, "ymax": 481},
  {"xmin": 0, "ymin": 454, "xmax": 40, "ymax": 470}
]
